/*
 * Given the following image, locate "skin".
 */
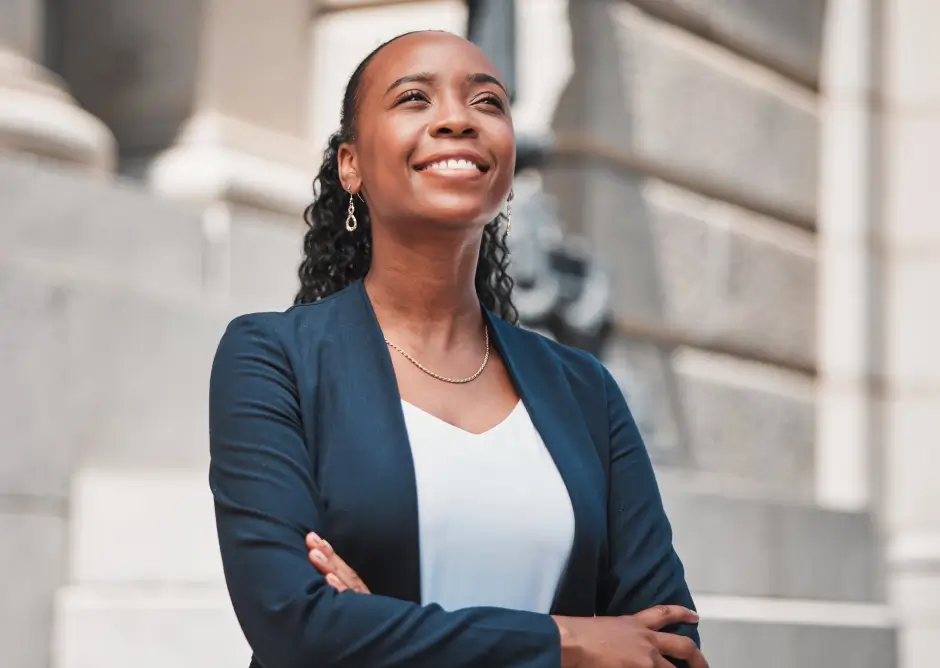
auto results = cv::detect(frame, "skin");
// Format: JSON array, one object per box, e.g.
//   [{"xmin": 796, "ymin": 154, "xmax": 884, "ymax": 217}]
[{"xmin": 321, "ymin": 32, "xmax": 708, "ymax": 668}]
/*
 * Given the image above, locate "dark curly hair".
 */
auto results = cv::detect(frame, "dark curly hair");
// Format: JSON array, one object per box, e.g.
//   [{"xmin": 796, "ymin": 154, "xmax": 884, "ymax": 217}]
[{"xmin": 294, "ymin": 31, "xmax": 517, "ymax": 323}]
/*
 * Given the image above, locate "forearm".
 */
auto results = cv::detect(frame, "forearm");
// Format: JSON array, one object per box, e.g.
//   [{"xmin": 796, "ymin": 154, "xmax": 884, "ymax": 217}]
[{"xmin": 228, "ymin": 571, "xmax": 561, "ymax": 668}]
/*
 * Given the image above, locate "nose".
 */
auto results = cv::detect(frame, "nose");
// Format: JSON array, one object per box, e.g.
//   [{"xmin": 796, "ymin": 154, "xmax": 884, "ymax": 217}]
[{"xmin": 429, "ymin": 96, "xmax": 478, "ymax": 138}]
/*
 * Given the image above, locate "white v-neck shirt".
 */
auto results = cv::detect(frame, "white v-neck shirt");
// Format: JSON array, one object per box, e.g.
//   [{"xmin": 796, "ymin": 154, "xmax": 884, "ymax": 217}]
[{"xmin": 401, "ymin": 399, "xmax": 575, "ymax": 613}]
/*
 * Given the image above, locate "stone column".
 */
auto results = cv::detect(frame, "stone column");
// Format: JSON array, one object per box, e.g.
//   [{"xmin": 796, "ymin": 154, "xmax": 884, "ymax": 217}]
[
  {"xmin": 881, "ymin": 1, "xmax": 940, "ymax": 666},
  {"xmin": 816, "ymin": 0, "xmax": 881, "ymax": 511},
  {"xmin": 59, "ymin": 0, "xmax": 317, "ymax": 216},
  {"xmin": 0, "ymin": 0, "xmax": 115, "ymax": 170}
]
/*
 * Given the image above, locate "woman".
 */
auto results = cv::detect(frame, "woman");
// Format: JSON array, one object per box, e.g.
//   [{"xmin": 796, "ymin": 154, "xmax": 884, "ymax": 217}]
[{"xmin": 209, "ymin": 30, "xmax": 706, "ymax": 668}]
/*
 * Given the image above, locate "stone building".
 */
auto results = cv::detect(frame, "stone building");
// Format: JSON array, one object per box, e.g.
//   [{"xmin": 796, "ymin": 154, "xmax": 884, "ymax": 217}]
[{"xmin": 0, "ymin": 0, "xmax": 936, "ymax": 667}]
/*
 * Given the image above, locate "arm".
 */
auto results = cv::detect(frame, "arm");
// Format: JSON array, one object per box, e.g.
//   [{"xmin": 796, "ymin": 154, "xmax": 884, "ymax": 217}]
[
  {"xmin": 209, "ymin": 316, "xmax": 560, "ymax": 668},
  {"xmin": 596, "ymin": 366, "xmax": 700, "ymax": 667}
]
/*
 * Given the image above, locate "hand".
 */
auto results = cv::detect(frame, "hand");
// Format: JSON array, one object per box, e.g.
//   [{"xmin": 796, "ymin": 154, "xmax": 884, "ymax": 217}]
[
  {"xmin": 305, "ymin": 532, "xmax": 371, "ymax": 594},
  {"xmin": 552, "ymin": 605, "xmax": 707, "ymax": 668}
]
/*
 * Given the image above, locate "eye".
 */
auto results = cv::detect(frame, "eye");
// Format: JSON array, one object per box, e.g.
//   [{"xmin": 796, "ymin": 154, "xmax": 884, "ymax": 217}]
[
  {"xmin": 395, "ymin": 89, "xmax": 429, "ymax": 106},
  {"xmin": 474, "ymin": 93, "xmax": 506, "ymax": 111}
]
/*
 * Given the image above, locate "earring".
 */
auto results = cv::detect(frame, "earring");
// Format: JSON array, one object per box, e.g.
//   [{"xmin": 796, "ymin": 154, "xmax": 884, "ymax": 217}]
[
  {"xmin": 345, "ymin": 188, "xmax": 358, "ymax": 232},
  {"xmin": 506, "ymin": 188, "xmax": 514, "ymax": 237}
]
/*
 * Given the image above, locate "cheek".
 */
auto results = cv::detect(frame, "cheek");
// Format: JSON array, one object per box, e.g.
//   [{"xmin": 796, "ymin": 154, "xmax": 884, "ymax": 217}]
[
  {"xmin": 359, "ymin": 120, "xmax": 421, "ymax": 184},
  {"xmin": 496, "ymin": 122, "xmax": 516, "ymax": 156},
  {"xmin": 494, "ymin": 140, "xmax": 517, "ymax": 197},
  {"xmin": 490, "ymin": 122, "xmax": 516, "ymax": 180},
  {"xmin": 383, "ymin": 116, "xmax": 425, "ymax": 158}
]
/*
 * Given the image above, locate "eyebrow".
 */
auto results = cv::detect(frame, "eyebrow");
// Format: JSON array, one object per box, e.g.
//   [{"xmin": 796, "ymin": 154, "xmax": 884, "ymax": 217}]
[{"xmin": 384, "ymin": 72, "xmax": 508, "ymax": 96}]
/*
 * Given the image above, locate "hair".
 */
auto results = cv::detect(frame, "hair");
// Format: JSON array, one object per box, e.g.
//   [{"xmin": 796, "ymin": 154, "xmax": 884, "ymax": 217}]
[{"xmin": 294, "ymin": 31, "xmax": 517, "ymax": 323}]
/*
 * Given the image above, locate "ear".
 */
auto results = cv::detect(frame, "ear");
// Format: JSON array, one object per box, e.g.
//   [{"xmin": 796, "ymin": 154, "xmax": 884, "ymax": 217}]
[{"xmin": 337, "ymin": 142, "xmax": 361, "ymax": 194}]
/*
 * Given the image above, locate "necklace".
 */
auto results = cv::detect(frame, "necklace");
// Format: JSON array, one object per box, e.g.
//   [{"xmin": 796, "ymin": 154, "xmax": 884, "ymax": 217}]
[{"xmin": 385, "ymin": 327, "xmax": 490, "ymax": 384}]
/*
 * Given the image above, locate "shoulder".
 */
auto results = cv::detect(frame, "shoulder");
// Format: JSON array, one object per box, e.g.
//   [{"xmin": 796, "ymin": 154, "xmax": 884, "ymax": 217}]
[
  {"xmin": 513, "ymin": 325, "xmax": 603, "ymax": 370},
  {"xmin": 217, "ymin": 283, "xmax": 359, "ymax": 357},
  {"xmin": 492, "ymin": 319, "xmax": 615, "ymax": 400},
  {"xmin": 210, "ymin": 287, "xmax": 363, "ymax": 408}
]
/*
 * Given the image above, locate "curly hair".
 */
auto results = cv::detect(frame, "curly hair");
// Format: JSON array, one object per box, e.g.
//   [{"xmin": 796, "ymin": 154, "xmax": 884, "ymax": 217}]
[{"xmin": 294, "ymin": 31, "xmax": 517, "ymax": 323}]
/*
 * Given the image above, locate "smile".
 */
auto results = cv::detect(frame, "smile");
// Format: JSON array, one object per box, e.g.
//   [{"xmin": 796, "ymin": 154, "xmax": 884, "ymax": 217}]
[{"xmin": 417, "ymin": 159, "xmax": 485, "ymax": 173}]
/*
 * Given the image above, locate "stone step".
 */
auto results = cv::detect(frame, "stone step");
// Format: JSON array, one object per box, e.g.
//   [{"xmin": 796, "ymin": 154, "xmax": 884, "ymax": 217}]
[
  {"xmin": 662, "ymin": 481, "xmax": 885, "ymax": 603},
  {"xmin": 699, "ymin": 616, "xmax": 895, "ymax": 668},
  {"xmin": 695, "ymin": 593, "xmax": 896, "ymax": 667},
  {"xmin": 53, "ymin": 585, "xmax": 895, "ymax": 668},
  {"xmin": 53, "ymin": 585, "xmax": 248, "ymax": 668},
  {"xmin": 68, "ymin": 469, "xmax": 223, "ymax": 586}
]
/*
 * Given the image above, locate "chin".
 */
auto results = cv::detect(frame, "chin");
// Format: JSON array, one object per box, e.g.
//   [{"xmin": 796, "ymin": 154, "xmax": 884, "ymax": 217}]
[
  {"xmin": 424, "ymin": 206, "xmax": 497, "ymax": 229},
  {"xmin": 417, "ymin": 193, "xmax": 500, "ymax": 228}
]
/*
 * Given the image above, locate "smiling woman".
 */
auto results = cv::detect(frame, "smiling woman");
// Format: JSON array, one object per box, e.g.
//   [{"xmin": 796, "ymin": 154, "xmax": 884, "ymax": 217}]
[{"xmin": 209, "ymin": 30, "xmax": 706, "ymax": 668}]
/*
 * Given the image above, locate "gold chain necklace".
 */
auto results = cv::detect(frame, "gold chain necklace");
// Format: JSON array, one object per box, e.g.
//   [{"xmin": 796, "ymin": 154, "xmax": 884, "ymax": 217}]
[{"xmin": 385, "ymin": 327, "xmax": 490, "ymax": 384}]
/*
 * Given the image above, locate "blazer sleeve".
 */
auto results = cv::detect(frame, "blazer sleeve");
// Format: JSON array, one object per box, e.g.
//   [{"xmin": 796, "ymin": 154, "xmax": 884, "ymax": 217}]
[
  {"xmin": 209, "ymin": 315, "xmax": 561, "ymax": 668},
  {"xmin": 596, "ymin": 365, "xmax": 700, "ymax": 667}
]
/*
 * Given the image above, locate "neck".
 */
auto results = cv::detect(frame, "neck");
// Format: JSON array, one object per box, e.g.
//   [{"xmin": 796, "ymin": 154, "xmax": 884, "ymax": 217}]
[{"xmin": 364, "ymin": 223, "xmax": 483, "ymax": 347}]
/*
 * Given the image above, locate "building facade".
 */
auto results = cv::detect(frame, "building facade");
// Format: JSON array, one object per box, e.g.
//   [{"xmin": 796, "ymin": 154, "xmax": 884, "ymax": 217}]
[{"xmin": 1, "ymin": 0, "xmax": 937, "ymax": 666}]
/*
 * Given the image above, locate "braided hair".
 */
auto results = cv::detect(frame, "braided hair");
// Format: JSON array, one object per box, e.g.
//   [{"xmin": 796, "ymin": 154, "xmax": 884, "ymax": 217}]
[{"xmin": 294, "ymin": 31, "xmax": 517, "ymax": 323}]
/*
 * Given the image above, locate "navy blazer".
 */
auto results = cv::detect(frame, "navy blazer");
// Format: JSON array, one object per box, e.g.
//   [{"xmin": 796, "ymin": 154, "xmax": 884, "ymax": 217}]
[{"xmin": 209, "ymin": 280, "xmax": 698, "ymax": 668}]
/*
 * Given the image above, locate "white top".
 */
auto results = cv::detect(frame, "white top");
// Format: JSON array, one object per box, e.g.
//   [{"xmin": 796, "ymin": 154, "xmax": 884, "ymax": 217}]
[{"xmin": 402, "ymin": 399, "xmax": 575, "ymax": 613}]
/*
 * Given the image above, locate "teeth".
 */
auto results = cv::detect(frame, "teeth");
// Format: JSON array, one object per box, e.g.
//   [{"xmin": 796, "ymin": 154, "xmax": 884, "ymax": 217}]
[{"xmin": 425, "ymin": 159, "xmax": 480, "ymax": 171}]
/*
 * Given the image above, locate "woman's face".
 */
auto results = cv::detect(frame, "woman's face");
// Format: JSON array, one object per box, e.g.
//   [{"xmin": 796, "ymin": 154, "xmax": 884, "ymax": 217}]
[{"xmin": 340, "ymin": 32, "xmax": 516, "ymax": 232}]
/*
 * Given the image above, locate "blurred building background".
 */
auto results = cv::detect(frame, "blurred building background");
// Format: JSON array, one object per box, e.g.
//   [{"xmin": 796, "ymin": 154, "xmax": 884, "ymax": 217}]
[{"xmin": 1, "ymin": 0, "xmax": 936, "ymax": 666}]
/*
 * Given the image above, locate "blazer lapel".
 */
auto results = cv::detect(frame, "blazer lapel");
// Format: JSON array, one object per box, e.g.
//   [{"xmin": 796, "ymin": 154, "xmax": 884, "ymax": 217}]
[
  {"xmin": 485, "ymin": 312, "xmax": 604, "ymax": 616},
  {"xmin": 320, "ymin": 281, "xmax": 422, "ymax": 604}
]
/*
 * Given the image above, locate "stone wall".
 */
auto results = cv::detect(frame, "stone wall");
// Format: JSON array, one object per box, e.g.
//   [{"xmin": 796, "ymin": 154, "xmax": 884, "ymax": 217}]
[
  {"xmin": 544, "ymin": 0, "xmax": 820, "ymax": 496},
  {"xmin": 0, "ymin": 154, "xmax": 300, "ymax": 667}
]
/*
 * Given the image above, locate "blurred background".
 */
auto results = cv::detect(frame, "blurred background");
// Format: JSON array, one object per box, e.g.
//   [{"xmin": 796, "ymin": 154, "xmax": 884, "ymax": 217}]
[{"xmin": 1, "ymin": 0, "xmax": 936, "ymax": 666}]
